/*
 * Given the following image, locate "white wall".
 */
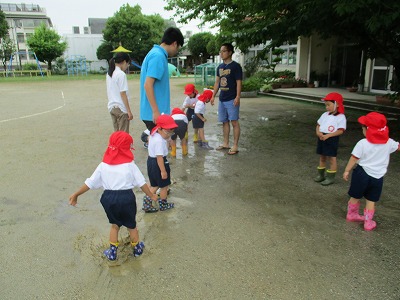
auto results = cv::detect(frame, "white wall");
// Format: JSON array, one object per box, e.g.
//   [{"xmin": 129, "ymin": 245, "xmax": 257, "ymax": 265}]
[{"xmin": 63, "ymin": 34, "xmax": 108, "ymax": 71}]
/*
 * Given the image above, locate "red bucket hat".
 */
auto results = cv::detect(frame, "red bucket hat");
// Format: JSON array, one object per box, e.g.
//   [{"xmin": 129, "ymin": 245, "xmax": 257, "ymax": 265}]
[
  {"xmin": 171, "ymin": 107, "xmax": 186, "ymax": 115},
  {"xmin": 103, "ymin": 131, "xmax": 134, "ymax": 165},
  {"xmin": 322, "ymin": 92, "xmax": 345, "ymax": 114},
  {"xmin": 198, "ymin": 89, "xmax": 213, "ymax": 102},
  {"xmin": 358, "ymin": 112, "xmax": 389, "ymax": 144},
  {"xmin": 151, "ymin": 114, "xmax": 178, "ymax": 135},
  {"xmin": 184, "ymin": 84, "xmax": 198, "ymax": 95}
]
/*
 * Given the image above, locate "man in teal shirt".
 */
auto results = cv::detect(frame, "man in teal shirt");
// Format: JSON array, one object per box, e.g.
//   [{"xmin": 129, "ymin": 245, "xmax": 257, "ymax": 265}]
[{"xmin": 140, "ymin": 27, "xmax": 184, "ymax": 131}]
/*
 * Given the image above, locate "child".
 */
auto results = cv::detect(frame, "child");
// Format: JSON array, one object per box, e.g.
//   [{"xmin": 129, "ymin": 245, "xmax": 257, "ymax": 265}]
[
  {"xmin": 343, "ymin": 112, "xmax": 399, "ymax": 231},
  {"xmin": 107, "ymin": 52, "xmax": 133, "ymax": 133},
  {"xmin": 143, "ymin": 114, "xmax": 177, "ymax": 212},
  {"xmin": 314, "ymin": 92, "xmax": 346, "ymax": 185},
  {"xmin": 182, "ymin": 84, "xmax": 199, "ymax": 142},
  {"xmin": 69, "ymin": 131, "xmax": 158, "ymax": 261},
  {"xmin": 170, "ymin": 107, "xmax": 189, "ymax": 157},
  {"xmin": 193, "ymin": 89, "xmax": 214, "ymax": 150},
  {"xmin": 140, "ymin": 129, "xmax": 150, "ymax": 149}
]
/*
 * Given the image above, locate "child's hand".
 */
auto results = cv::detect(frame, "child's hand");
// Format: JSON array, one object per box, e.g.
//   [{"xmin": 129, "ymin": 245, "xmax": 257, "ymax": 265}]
[
  {"xmin": 161, "ymin": 170, "xmax": 167, "ymax": 179},
  {"xmin": 69, "ymin": 195, "xmax": 78, "ymax": 206},
  {"xmin": 343, "ymin": 171, "xmax": 350, "ymax": 181},
  {"xmin": 150, "ymin": 194, "xmax": 158, "ymax": 201},
  {"xmin": 203, "ymin": 118, "xmax": 207, "ymax": 122},
  {"xmin": 320, "ymin": 134, "xmax": 329, "ymax": 141}
]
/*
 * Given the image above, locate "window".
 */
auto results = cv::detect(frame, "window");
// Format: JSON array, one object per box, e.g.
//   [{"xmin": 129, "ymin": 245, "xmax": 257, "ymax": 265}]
[{"xmin": 17, "ymin": 33, "xmax": 24, "ymax": 43}]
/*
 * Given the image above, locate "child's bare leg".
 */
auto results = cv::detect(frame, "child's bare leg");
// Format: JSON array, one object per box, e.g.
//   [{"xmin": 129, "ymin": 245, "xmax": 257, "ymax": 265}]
[
  {"xmin": 127, "ymin": 227, "xmax": 139, "ymax": 244},
  {"xmin": 109, "ymin": 224, "xmax": 120, "ymax": 244},
  {"xmin": 349, "ymin": 197, "xmax": 360, "ymax": 205},
  {"xmin": 329, "ymin": 156, "xmax": 337, "ymax": 171},
  {"xmin": 365, "ymin": 199, "xmax": 375, "ymax": 211},
  {"xmin": 159, "ymin": 186, "xmax": 169, "ymax": 200},
  {"xmin": 319, "ymin": 155, "xmax": 327, "ymax": 168},
  {"xmin": 198, "ymin": 128, "xmax": 205, "ymax": 141}
]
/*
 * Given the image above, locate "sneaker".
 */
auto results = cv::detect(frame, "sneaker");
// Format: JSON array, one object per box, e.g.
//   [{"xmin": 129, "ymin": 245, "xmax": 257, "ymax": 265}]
[{"xmin": 133, "ymin": 241, "xmax": 145, "ymax": 257}]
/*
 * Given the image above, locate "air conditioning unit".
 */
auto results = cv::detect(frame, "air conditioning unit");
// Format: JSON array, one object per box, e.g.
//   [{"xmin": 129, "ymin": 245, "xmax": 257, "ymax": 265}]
[
  {"xmin": 83, "ymin": 26, "xmax": 90, "ymax": 34},
  {"xmin": 73, "ymin": 26, "xmax": 80, "ymax": 34}
]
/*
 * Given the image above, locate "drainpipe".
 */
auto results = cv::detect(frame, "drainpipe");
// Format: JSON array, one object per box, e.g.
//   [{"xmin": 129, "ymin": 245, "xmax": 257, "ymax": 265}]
[{"xmin": 307, "ymin": 36, "xmax": 312, "ymax": 82}]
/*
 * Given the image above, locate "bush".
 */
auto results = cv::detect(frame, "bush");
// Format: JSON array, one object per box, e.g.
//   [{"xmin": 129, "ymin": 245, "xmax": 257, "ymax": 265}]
[
  {"xmin": 242, "ymin": 76, "xmax": 264, "ymax": 91},
  {"xmin": 23, "ymin": 63, "xmax": 39, "ymax": 70}
]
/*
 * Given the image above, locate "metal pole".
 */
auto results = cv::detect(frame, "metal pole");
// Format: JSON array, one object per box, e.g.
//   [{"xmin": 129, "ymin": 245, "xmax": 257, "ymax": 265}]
[{"xmin": 13, "ymin": 19, "xmax": 22, "ymax": 70}]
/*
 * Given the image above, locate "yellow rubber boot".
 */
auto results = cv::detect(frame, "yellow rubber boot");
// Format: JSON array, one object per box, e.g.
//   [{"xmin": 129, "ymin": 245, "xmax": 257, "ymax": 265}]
[
  {"xmin": 182, "ymin": 144, "xmax": 188, "ymax": 156},
  {"xmin": 170, "ymin": 145, "xmax": 176, "ymax": 157},
  {"xmin": 193, "ymin": 133, "xmax": 198, "ymax": 143}
]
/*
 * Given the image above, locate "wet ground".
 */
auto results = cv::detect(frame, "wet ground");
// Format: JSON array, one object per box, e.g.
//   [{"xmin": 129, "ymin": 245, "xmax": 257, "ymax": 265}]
[{"xmin": 0, "ymin": 77, "xmax": 399, "ymax": 299}]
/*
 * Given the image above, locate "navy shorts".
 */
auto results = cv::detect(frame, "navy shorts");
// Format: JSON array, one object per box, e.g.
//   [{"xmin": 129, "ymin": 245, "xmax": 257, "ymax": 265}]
[
  {"xmin": 348, "ymin": 165, "xmax": 383, "ymax": 202},
  {"xmin": 186, "ymin": 108, "xmax": 195, "ymax": 122},
  {"xmin": 100, "ymin": 189, "xmax": 137, "ymax": 229},
  {"xmin": 147, "ymin": 156, "xmax": 171, "ymax": 188},
  {"xmin": 316, "ymin": 135, "xmax": 339, "ymax": 157},
  {"xmin": 171, "ymin": 120, "xmax": 188, "ymax": 140},
  {"xmin": 192, "ymin": 114, "xmax": 204, "ymax": 129}
]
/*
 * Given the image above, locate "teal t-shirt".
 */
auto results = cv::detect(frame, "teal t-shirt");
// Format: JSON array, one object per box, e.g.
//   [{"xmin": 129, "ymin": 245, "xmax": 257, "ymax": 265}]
[{"xmin": 140, "ymin": 45, "xmax": 171, "ymax": 121}]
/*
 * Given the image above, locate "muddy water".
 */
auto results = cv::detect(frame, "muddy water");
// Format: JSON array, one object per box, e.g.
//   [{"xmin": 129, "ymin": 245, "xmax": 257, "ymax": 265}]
[{"xmin": 1, "ymin": 78, "xmax": 399, "ymax": 299}]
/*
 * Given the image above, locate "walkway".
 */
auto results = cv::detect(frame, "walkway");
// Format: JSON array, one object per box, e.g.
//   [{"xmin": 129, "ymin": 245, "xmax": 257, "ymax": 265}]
[{"xmin": 262, "ymin": 87, "xmax": 400, "ymax": 118}]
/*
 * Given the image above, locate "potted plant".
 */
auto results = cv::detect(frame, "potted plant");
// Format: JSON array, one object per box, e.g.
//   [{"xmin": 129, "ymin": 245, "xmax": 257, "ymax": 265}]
[{"xmin": 376, "ymin": 92, "xmax": 400, "ymax": 106}]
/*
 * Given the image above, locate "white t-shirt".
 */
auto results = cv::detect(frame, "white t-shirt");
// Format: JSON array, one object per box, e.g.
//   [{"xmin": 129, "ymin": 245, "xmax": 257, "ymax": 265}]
[
  {"xmin": 352, "ymin": 138, "xmax": 399, "ymax": 179},
  {"xmin": 85, "ymin": 161, "xmax": 146, "ymax": 190},
  {"xmin": 106, "ymin": 66, "xmax": 130, "ymax": 113},
  {"xmin": 317, "ymin": 112, "xmax": 346, "ymax": 133},
  {"xmin": 194, "ymin": 101, "xmax": 206, "ymax": 115},
  {"xmin": 182, "ymin": 95, "xmax": 198, "ymax": 110},
  {"xmin": 148, "ymin": 132, "xmax": 168, "ymax": 158},
  {"xmin": 172, "ymin": 113, "xmax": 188, "ymax": 124}
]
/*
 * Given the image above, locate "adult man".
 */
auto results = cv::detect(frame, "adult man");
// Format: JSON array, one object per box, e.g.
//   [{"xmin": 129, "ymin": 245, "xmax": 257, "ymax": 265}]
[
  {"xmin": 140, "ymin": 27, "xmax": 184, "ymax": 131},
  {"xmin": 211, "ymin": 43, "xmax": 243, "ymax": 155}
]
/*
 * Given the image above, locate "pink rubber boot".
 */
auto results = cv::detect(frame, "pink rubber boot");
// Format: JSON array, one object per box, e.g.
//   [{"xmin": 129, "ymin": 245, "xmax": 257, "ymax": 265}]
[
  {"xmin": 346, "ymin": 202, "xmax": 364, "ymax": 222},
  {"xmin": 364, "ymin": 209, "xmax": 377, "ymax": 231}
]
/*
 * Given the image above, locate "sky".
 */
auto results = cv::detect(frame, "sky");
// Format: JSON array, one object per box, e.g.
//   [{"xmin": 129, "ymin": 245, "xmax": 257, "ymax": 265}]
[{"xmin": 3, "ymin": 0, "xmax": 214, "ymax": 35}]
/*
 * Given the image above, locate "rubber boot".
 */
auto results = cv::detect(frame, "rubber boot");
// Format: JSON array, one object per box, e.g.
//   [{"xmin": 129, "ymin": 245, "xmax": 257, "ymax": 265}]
[
  {"xmin": 346, "ymin": 201, "xmax": 364, "ymax": 222},
  {"xmin": 314, "ymin": 167, "xmax": 325, "ymax": 182},
  {"xmin": 364, "ymin": 209, "xmax": 377, "ymax": 231},
  {"xmin": 132, "ymin": 241, "xmax": 145, "ymax": 257},
  {"xmin": 321, "ymin": 170, "xmax": 336, "ymax": 186},
  {"xmin": 103, "ymin": 243, "xmax": 118, "ymax": 261},
  {"xmin": 197, "ymin": 141, "xmax": 203, "ymax": 147},
  {"xmin": 142, "ymin": 196, "xmax": 158, "ymax": 213},
  {"xmin": 200, "ymin": 141, "xmax": 214, "ymax": 150},
  {"xmin": 158, "ymin": 198, "xmax": 174, "ymax": 211},
  {"xmin": 193, "ymin": 133, "xmax": 198, "ymax": 143},
  {"xmin": 182, "ymin": 143, "xmax": 188, "ymax": 156},
  {"xmin": 170, "ymin": 145, "xmax": 176, "ymax": 157}
]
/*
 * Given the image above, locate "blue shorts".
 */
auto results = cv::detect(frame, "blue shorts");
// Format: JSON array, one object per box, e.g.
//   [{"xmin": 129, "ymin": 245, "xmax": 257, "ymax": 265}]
[
  {"xmin": 171, "ymin": 120, "xmax": 188, "ymax": 140},
  {"xmin": 316, "ymin": 135, "xmax": 339, "ymax": 157},
  {"xmin": 100, "ymin": 189, "xmax": 137, "ymax": 229},
  {"xmin": 348, "ymin": 165, "xmax": 383, "ymax": 202},
  {"xmin": 147, "ymin": 156, "xmax": 171, "ymax": 188},
  {"xmin": 218, "ymin": 99, "xmax": 240, "ymax": 123}
]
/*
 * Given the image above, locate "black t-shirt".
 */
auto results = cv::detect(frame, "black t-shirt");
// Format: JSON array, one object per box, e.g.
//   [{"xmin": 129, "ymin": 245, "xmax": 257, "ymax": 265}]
[{"xmin": 216, "ymin": 61, "xmax": 243, "ymax": 102}]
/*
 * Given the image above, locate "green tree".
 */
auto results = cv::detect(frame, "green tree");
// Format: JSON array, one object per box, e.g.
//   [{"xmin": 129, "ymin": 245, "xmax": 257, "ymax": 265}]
[
  {"xmin": 26, "ymin": 23, "xmax": 67, "ymax": 71},
  {"xmin": 187, "ymin": 32, "xmax": 214, "ymax": 64},
  {"xmin": 96, "ymin": 41, "xmax": 114, "ymax": 63},
  {"xmin": 102, "ymin": 4, "xmax": 165, "ymax": 63},
  {"xmin": 0, "ymin": 36, "xmax": 16, "ymax": 71},
  {"xmin": 0, "ymin": 10, "xmax": 8, "ymax": 39},
  {"xmin": 166, "ymin": 0, "xmax": 400, "ymax": 89}
]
